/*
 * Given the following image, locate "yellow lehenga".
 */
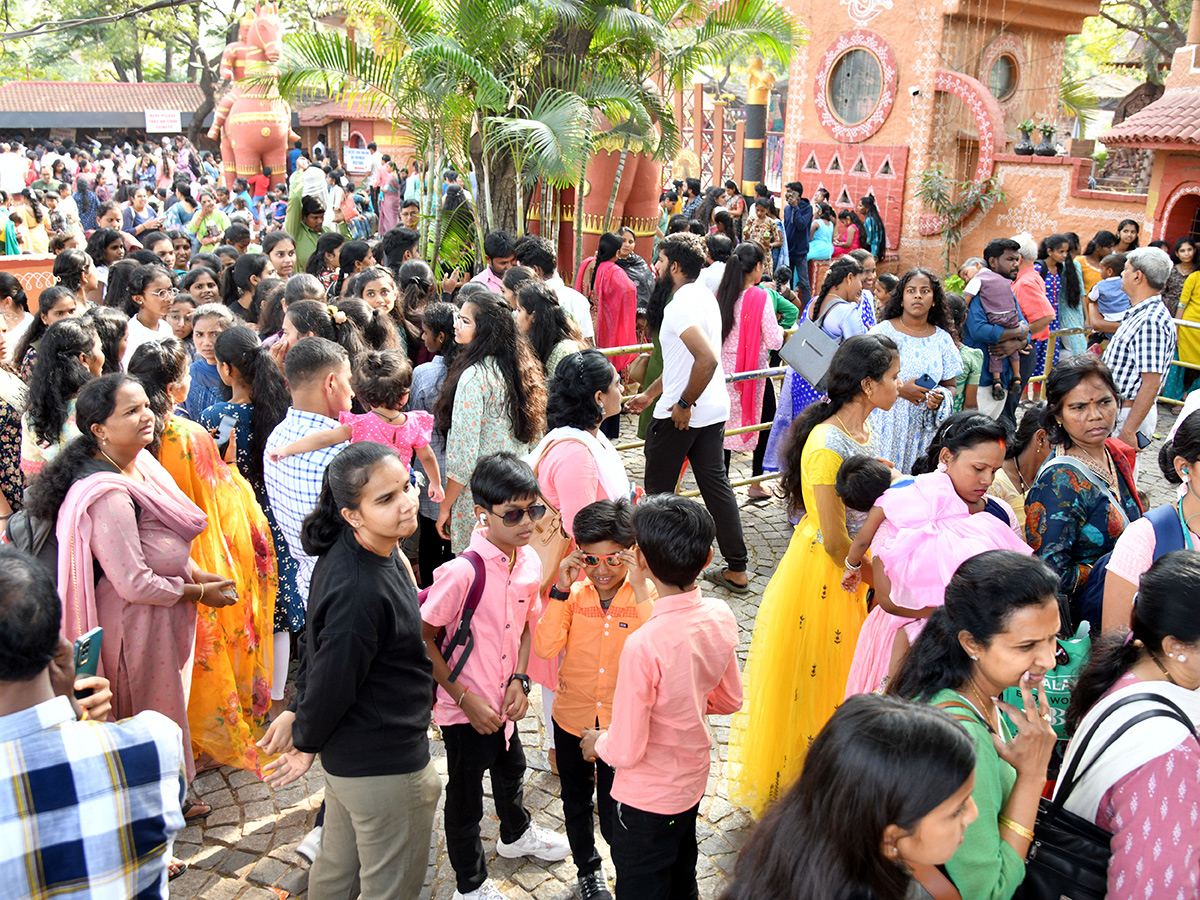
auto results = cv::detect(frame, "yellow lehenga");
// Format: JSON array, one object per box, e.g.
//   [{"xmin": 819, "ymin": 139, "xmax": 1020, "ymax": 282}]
[
  {"xmin": 728, "ymin": 422, "xmax": 873, "ymax": 816},
  {"xmin": 159, "ymin": 416, "xmax": 276, "ymax": 773}
]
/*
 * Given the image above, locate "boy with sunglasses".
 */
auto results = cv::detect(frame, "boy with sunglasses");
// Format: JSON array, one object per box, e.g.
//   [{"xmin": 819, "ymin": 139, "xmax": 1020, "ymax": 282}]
[
  {"xmin": 533, "ymin": 499, "xmax": 656, "ymax": 900},
  {"xmin": 421, "ymin": 452, "xmax": 570, "ymax": 900}
]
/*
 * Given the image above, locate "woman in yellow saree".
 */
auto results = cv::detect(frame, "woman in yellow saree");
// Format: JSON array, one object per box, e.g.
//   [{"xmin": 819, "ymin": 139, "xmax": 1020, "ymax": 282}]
[{"xmin": 127, "ymin": 337, "xmax": 276, "ymax": 774}]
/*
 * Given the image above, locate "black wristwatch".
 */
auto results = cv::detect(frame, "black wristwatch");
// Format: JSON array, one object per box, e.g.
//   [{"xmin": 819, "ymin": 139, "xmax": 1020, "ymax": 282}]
[
  {"xmin": 676, "ymin": 397, "xmax": 692, "ymax": 410},
  {"xmin": 508, "ymin": 674, "xmax": 531, "ymax": 695},
  {"xmin": 549, "ymin": 584, "xmax": 571, "ymax": 600}
]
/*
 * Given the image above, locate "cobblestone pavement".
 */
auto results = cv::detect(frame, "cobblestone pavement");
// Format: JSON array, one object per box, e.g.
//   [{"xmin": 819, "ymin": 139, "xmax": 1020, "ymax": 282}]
[{"xmin": 169, "ymin": 404, "xmax": 1183, "ymax": 900}]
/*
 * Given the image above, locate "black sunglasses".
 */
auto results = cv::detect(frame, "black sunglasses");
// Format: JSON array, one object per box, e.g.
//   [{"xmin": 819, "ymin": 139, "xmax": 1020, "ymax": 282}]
[{"xmin": 486, "ymin": 503, "xmax": 548, "ymax": 525}]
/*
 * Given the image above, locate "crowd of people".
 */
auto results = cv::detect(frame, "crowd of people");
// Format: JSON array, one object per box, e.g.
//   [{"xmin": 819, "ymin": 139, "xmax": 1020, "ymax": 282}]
[{"xmin": 1, "ymin": 134, "xmax": 1198, "ymax": 900}]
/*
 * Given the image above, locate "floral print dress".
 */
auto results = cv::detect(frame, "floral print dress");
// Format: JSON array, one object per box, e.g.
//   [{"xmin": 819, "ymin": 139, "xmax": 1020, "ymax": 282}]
[{"xmin": 0, "ymin": 371, "xmax": 27, "ymax": 512}]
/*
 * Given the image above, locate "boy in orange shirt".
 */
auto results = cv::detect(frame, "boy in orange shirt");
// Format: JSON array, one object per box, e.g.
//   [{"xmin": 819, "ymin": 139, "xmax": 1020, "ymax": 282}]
[{"xmin": 534, "ymin": 499, "xmax": 655, "ymax": 900}]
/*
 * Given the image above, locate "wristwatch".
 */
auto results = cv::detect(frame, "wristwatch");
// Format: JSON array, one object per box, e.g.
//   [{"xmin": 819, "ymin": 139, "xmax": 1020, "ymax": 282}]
[
  {"xmin": 549, "ymin": 584, "xmax": 571, "ymax": 600},
  {"xmin": 508, "ymin": 674, "xmax": 531, "ymax": 695},
  {"xmin": 676, "ymin": 397, "xmax": 692, "ymax": 410}
]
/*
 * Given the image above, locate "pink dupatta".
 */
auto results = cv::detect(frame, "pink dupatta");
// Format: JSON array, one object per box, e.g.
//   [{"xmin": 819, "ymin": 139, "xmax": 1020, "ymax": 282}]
[
  {"xmin": 593, "ymin": 260, "xmax": 638, "ymax": 371},
  {"xmin": 56, "ymin": 451, "xmax": 209, "ymax": 641},
  {"xmin": 735, "ymin": 286, "xmax": 770, "ymax": 427}
]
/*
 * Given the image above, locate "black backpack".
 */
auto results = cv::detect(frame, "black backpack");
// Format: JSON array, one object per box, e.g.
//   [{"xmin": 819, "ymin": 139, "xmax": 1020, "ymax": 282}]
[{"xmin": 4, "ymin": 509, "xmax": 59, "ymax": 583}]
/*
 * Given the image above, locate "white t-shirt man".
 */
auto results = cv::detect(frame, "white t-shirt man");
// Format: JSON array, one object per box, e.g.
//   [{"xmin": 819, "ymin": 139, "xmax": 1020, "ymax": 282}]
[
  {"xmin": 653, "ymin": 280, "xmax": 729, "ymax": 428},
  {"xmin": 699, "ymin": 260, "xmax": 726, "ymax": 296},
  {"xmin": 546, "ymin": 273, "xmax": 596, "ymax": 341},
  {"xmin": 0, "ymin": 149, "xmax": 26, "ymax": 194}
]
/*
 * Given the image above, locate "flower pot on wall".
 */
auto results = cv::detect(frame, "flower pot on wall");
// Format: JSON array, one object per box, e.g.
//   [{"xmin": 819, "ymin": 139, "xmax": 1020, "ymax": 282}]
[
  {"xmin": 1014, "ymin": 130, "xmax": 1035, "ymax": 156},
  {"xmin": 1035, "ymin": 131, "xmax": 1057, "ymax": 156}
]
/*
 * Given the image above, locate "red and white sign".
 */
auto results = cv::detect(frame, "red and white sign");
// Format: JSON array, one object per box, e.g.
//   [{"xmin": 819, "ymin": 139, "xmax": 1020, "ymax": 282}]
[{"xmin": 144, "ymin": 109, "xmax": 182, "ymax": 133}]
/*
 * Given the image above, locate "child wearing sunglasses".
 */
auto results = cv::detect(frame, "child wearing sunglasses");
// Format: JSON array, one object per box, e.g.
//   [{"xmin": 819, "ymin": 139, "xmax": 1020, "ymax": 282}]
[
  {"xmin": 533, "ymin": 499, "xmax": 656, "ymax": 900},
  {"xmin": 581, "ymin": 494, "xmax": 743, "ymax": 900},
  {"xmin": 420, "ymin": 452, "xmax": 571, "ymax": 900}
]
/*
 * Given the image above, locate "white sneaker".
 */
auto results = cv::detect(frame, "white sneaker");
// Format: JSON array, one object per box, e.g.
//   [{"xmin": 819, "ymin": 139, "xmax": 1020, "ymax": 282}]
[
  {"xmin": 452, "ymin": 879, "xmax": 508, "ymax": 900},
  {"xmin": 496, "ymin": 824, "xmax": 571, "ymax": 861},
  {"xmin": 296, "ymin": 825, "xmax": 322, "ymax": 863}
]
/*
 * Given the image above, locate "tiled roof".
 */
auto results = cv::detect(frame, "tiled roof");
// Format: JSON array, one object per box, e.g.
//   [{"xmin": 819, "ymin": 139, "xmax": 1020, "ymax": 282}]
[
  {"xmin": 0, "ymin": 81, "xmax": 206, "ymax": 113},
  {"xmin": 1101, "ymin": 88, "xmax": 1200, "ymax": 146},
  {"xmin": 298, "ymin": 95, "xmax": 395, "ymax": 125}
]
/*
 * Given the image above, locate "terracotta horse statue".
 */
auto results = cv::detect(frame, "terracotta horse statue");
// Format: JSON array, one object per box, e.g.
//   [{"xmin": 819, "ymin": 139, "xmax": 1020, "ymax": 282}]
[{"xmin": 210, "ymin": 3, "xmax": 298, "ymax": 189}]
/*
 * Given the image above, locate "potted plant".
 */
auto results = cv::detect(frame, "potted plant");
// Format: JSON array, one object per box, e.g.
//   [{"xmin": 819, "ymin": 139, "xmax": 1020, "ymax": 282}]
[
  {"xmin": 1015, "ymin": 119, "xmax": 1036, "ymax": 156},
  {"xmin": 1036, "ymin": 119, "xmax": 1057, "ymax": 156}
]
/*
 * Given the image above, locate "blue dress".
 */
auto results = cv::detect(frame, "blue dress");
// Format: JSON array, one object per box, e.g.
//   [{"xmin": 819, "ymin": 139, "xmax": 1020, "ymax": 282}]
[
  {"xmin": 866, "ymin": 320, "xmax": 963, "ymax": 474},
  {"xmin": 198, "ymin": 401, "xmax": 305, "ymax": 633},
  {"xmin": 808, "ymin": 220, "xmax": 834, "ymax": 261}
]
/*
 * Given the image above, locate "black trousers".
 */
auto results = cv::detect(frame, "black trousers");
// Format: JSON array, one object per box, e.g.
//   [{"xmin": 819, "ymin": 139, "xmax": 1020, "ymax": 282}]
[
  {"xmin": 553, "ymin": 718, "xmax": 614, "ymax": 877},
  {"xmin": 441, "ymin": 724, "xmax": 532, "ymax": 893},
  {"xmin": 612, "ymin": 801, "xmax": 701, "ymax": 900},
  {"xmin": 643, "ymin": 419, "xmax": 747, "ymax": 572},
  {"xmin": 417, "ymin": 514, "xmax": 453, "ymax": 589}
]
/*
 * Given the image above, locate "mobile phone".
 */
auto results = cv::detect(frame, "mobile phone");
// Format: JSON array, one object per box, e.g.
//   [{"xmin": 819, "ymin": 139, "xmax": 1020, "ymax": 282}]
[
  {"xmin": 915, "ymin": 374, "xmax": 938, "ymax": 391},
  {"xmin": 1136, "ymin": 430, "xmax": 1151, "ymax": 450},
  {"xmin": 73, "ymin": 626, "xmax": 103, "ymax": 699}
]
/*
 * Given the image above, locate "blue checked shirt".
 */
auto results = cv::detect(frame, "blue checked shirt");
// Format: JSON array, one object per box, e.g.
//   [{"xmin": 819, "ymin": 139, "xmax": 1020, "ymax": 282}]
[
  {"xmin": 0, "ymin": 697, "xmax": 186, "ymax": 900},
  {"xmin": 1103, "ymin": 294, "xmax": 1177, "ymax": 402},
  {"xmin": 264, "ymin": 408, "xmax": 349, "ymax": 602}
]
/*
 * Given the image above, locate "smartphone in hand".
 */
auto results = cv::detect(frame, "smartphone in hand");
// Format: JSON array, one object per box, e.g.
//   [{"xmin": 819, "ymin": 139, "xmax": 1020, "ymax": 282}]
[
  {"xmin": 73, "ymin": 626, "xmax": 103, "ymax": 699},
  {"xmin": 915, "ymin": 374, "xmax": 938, "ymax": 392}
]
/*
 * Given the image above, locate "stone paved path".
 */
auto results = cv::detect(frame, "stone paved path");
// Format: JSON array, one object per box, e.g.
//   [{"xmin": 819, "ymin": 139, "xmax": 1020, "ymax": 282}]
[{"xmin": 168, "ymin": 403, "xmax": 1182, "ymax": 899}]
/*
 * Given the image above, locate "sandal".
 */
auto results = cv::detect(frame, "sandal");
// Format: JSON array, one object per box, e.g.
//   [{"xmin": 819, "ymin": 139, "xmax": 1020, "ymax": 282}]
[
  {"xmin": 182, "ymin": 798, "xmax": 212, "ymax": 820},
  {"xmin": 703, "ymin": 565, "xmax": 752, "ymax": 594},
  {"xmin": 168, "ymin": 858, "xmax": 188, "ymax": 880},
  {"xmin": 746, "ymin": 486, "xmax": 773, "ymax": 501}
]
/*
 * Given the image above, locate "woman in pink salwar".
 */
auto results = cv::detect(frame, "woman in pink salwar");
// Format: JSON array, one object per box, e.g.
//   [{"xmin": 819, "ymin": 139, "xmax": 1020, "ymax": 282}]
[
  {"xmin": 843, "ymin": 414, "xmax": 1030, "ymax": 697},
  {"xmin": 716, "ymin": 243, "xmax": 784, "ymax": 473},
  {"xmin": 25, "ymin": 374, "xmax": 236, "ymax": 786},
  {"xmin": 579, "ymin": 232, "xmax": 638, "ymax": 373}
]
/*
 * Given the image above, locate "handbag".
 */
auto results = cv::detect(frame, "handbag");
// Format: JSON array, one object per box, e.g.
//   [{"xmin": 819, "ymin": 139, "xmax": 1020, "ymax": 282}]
[
  {"xmin": 1012, "ymin": 692, "xmax": 1198, "ymax": 900},
  {"xmin": 779, "ymin": 297, "xmax": 851, "ymax": 392},
  {"xmin": 339, "ymin": 193, "xmax": 359, "ymax": 223}
]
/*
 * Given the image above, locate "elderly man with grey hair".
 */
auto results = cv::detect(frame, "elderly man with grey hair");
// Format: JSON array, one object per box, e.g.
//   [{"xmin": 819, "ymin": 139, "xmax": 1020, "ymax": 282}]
[{"xmin": 1103, "ymin": 246, "xmax": 1176, "ymax": 455}]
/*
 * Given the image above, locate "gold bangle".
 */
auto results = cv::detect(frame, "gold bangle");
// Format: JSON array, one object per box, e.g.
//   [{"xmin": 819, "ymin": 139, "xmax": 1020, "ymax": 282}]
[
  {"xmin": 999, "ymin": 815, "xmax": 1035, "ymax": 841},
  {"xmin": 199, "ymin": 582, "xmax": 205, "ymax": 601}
]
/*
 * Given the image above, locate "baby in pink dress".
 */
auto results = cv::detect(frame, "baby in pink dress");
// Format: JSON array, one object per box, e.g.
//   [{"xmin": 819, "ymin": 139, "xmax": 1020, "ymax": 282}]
[{"xmin": 270, "ymin": 349, "xmax": 445, "ymax": 502}]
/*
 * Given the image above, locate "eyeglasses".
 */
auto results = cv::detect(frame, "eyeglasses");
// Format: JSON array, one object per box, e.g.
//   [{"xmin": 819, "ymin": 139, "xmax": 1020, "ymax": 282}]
[
  {"xmin": 486, "ymin": 503, "xmax": 547, "ymax": 525},
  {"xmin": 147, "ymin": 287, "xmax": 178, "ymax": 300},
  {"xmin": 582, "ymin": 553, "xmax": 624, "ymax": 568}
]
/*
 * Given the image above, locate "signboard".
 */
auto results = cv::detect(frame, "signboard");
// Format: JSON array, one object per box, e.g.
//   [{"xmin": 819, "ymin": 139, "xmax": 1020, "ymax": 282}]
[
  {"xmin": 343, "ymin": 147, "xmax": 370, "ymax": 174},
  {"xmin": 340, "ymin": 121, "xmax": 350, "ymax": 141},
  {"xmin": 145, "ymin": 109, "xmax": 182, "ymax": 133},
  {"xmin": 48, "ymin": 127, "xmax": 76, "ymax": 141}
]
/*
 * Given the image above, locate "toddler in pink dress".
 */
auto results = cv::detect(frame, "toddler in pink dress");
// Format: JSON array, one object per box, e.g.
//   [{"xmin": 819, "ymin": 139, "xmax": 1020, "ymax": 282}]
[
  {"xmin": 270, "ymin": 349, "xmax": 445, "ymax": 502},
  {"xmin": 836, "ymin": 459, "xmax": 1029, "ymax": 696}
]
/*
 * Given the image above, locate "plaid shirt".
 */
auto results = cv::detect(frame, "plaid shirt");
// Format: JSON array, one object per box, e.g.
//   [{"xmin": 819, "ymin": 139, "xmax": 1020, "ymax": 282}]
[
  {"xmin": 0, "ymin": 698, "xmax": 185, "ymax": 900},
  {"xmin": 264, "ymin": 408, "xmax": 349, "ymax": 601},
  {"xmin": 1102, "ymin": 295, "xmax": 1177, "ymax": 402}
]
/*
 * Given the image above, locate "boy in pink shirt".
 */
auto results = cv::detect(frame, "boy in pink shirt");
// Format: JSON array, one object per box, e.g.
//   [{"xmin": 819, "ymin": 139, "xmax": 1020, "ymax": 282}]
[
  {"xmin": 421, "ymin": 453, "xmax": 570, "ymax": 900},
  {"xmin": 582, "ymin": 494, "xmax": 743, "ymax": 900}
]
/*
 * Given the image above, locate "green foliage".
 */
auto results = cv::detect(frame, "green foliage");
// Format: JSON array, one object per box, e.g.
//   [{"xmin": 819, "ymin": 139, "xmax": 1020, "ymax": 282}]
[
  {"xmin": 943, "ymin": 273, "xmax": 966, "ymax": 294},
  {"xmin": 915, "ymin": 165, "xmax": 1007, "ymax": 275},
  {"xmin": 1059, "ymin": 74, "xmax": 1100, "ymax": 134},
  {"xmin": 1071, "ymin": 0, "xmax": 1192, "ymax": 84}
]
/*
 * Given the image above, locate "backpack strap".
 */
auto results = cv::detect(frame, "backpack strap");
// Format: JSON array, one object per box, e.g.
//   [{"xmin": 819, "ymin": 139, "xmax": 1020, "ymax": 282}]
[
  {"xmin": 1146, "ymin": 503, "xmax": 1188, "ymax": 558},
  {"xmin": 441, "ymin": 550, "xmax": 487, "ymax": 683}
]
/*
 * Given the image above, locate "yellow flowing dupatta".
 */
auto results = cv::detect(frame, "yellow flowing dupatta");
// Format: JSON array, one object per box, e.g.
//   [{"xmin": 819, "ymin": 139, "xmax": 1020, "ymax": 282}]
[{"xmin": 160, "ymin": 415, "xmax": 277, "ymax": 773}]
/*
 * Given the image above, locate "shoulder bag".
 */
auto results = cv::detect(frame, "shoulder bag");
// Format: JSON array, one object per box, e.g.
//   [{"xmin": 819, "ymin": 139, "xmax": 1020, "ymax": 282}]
[{"xmin": 779, "ymin": 297, "xmax": 851, "ymax": 392}]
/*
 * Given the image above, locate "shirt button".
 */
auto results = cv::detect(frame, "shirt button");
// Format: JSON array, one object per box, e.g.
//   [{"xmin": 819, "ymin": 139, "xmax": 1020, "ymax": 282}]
[
  {"xmin": 597, "ymin": 702, "xmax": 602, "ymax": 707},
  {"xmin": 599, "ymin": 668, "xmax": 605, "ymax": 674},
  {"xmin": 502, "ymin": 654, "xmax": 507, "ymax": 659},
  {"xmin": 606, "ymin": 615, "xmax": 611, "ymax": 620},
  {"xmin": 506, "ymin": 624, "xmax": 510, "ymax": 629}
]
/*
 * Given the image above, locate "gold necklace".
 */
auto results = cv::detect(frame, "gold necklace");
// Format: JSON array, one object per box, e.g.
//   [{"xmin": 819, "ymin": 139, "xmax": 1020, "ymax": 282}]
[
  {"xmin": 1070, "ymin": 446, "xmax": 1117, "ymax": 489},
  {"xmin": 99, "ymin": 447, "xmax": 127, "ymax": 472},
  {"xmin": 1150, "ymin": 652, "xmax": 1179, "ymax": 685},
  {"xmin": 834, "ymin": 413, "xmax": 866, "ymax": 443},
  {"xmin": 967, "ymin": 679, "xmax": 998, "ymax": 734}
]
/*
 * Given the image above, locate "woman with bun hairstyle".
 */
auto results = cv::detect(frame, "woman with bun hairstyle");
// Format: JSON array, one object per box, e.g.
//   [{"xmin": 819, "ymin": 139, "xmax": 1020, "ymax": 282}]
[
  {"xmin": 1060, "ymin": 551, "xmax": 1200, "ymax": 900},
  {"xmin": 280, "ymin": 298, "xmax": 366, "ymax": 366},
  {"xmin": 220, "ymin": 253, "xmax": 275, "ymax": 324},
  {"xmin": 722, "ymin": 694, "xmax": 978, "ymax": 900},
  {"xmin": 1102, "ymin": 411, "xmax": 1200, "ymax": 632},
  {"xmin": 888, "ymin": 551, "xmax": 1060, "ymax": 900},
  {"xmin": 21, "ymin": 317, "xmax": 103, "ymax": 475},
  {"xmin": 127, "ymin": 337, "xmax": 276, "ymax": 773}
]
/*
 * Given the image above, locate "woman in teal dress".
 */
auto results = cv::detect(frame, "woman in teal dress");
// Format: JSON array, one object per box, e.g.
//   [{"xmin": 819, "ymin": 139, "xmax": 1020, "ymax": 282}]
[
  {"xmin": 198, "ymin": 326, "xmax": 303, "ymax": 713},
  {"xmin": 889, "ymin": 551, "xmax": 1060, "ymax": 900},
  {"xmin": 807, "ymin": 202, "xmax": 835, "ymax": 262}
]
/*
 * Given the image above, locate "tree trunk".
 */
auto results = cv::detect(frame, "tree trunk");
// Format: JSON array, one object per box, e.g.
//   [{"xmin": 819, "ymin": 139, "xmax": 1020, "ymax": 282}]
[
  {"xmin": 604, "ymin": 139, "xmax": 631, "ymax": 232},
  {"xmin": 189, "ymin": 51, "xmax": 217, "ymax": 146},
  {"xmin": 573, "ymin": 165, "xmax": 586, "ymax": 274},
  {"xmin": 165, "ymin": 40, "xmax": 174, "ymax": 79},
  {"xmin": 485, "ymin": 151, "xmax": 522, "ymax": 235}
]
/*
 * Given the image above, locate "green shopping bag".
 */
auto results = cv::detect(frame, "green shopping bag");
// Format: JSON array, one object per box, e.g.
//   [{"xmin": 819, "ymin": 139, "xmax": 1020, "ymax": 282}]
[{"xmin": 1001, "ymin": 621, "xmax": 1091, "ymax": 740}]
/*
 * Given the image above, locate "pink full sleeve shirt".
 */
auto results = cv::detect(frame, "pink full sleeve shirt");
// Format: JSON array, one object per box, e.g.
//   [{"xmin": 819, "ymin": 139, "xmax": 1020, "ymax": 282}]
[
  {"xmin": 593, "ymin": 587, "xmax": 742, "ymax": 815},
  {"xmin": 420, "ymin": 528, "xmax": 542, "ymax": 740}
]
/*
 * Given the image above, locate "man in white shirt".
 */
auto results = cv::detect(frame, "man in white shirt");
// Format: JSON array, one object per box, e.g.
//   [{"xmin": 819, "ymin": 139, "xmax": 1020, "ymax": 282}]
[
  {"xmin": 514, "ymin": 234, "xmax": 595, "ymax": 343},
  {"xmin": 0, "ymin": 143, "xmax": 26, "ymax": 194},
  {"xmin": 366, "ymin": 142, "xmax": 382, "ymax": 211},
  {"xmin": 626, "ymin": 233, "xmax": 750, "ymax": 591}
]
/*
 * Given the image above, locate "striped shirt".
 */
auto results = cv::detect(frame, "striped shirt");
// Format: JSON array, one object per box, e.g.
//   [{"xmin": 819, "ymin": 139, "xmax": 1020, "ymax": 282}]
[
  {"xmin": 1102, "ymin": 295, "xmax": 1177, "ymax": 402},
  {"xmin": 0, "ymin": 697, "xmax": 185, "ymax": 900}
]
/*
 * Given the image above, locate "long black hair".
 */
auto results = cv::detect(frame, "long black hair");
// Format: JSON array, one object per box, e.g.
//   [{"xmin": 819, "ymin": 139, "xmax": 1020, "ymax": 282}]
[
  {"xmin": 715, "ymin": 242, "xmax": 765, "ymax": 342},
  {"xmin": 83, "ymin": 306, "xmax": 127, "ymax": 376},
  {"xmin": 27, "ymin": 318, "xmax": 98, "ymax": 446},
  {"xmin": 589, "ymin": 232, "xmax": 623, "ymax": 294},
  {"xmin": 434, "ymin": 292, "xmax": 546, "ymax": 445},
  {"xmin": 14, "ymin": 285, "xmax": 77, "ymax": 370},
  {"xmin": 213, "ymin": 325, "xmax": 290, "ymax": 488},
  {"xmin": 517, "ymin": 281, "xmax": 579, "ymax": 373},
  {"xmin": 301, "ymin": 442, "xmax": 403, "ymax": 556},
  {"xmin": 781, "ymin": 334, "xmax": 898, "ymax": 512},
  {"xmin": 859, "ymin": 195, "xmax": 886, "ymax": 256},
  {"xmin": 1066, "ymin": 551, "xmax": 1200, "ymax": 733},
  {"xmin": 286, "ymin": 299, "xmax": 366, "ymax": 365},
  {"xmin": 1036, "ymin": 234, "xmax": 1082, "ymax": 311},
  {"xmin": 124, "ymin": 263, "xmax": 174, "ymax": 318},
  {"xmin": 220, "ymin": 253, "xmax": 272, "ymax": 322},
  {"xmin": 721, "ymin": 694, "xmax": 975, "ymax": 900},
  {"xmin": 811, "ymin": 256, "xmax": 863, "ymax": 320},
  {"xmin": 25, "ymin": 374, "xmax": 138, "ymax": 520},
  {"xmin": 1007, "ymin": 401, "xmax": 1046, "ymax": 460},
  {"xmin": 53, "ymin": 249, "xmax": 92, "ymax": 295},
  {"xmin": 889, "ymin": 551, "xmax": 1059, "ymax": 702},
  {"xmin": 911, "ymin": 412, "xmax": 1009, "ymax": 475},
  {"xmin": 546, "ymin": 348, "xmax": 616, "ymax": 431},
  {"xmin": 1084, "ymin": 230, "xmax": 1117, "ymax": 259},
  {"xmin": 85, "ymin": 228, "xmax": 123, "ymax": 269},
  {"xmin": 333, "ymin": 240, "xmax": 372, "ymax": 297},
  {"xmin": 338, "ymin": 297, "xmax": 400, "ymax": 352},
  {"xmin": 125, "ymin": 337, "xmax": 189, "ymax": 456},
  {"xmin": 880, "ymin": 267, "xmax": 952, "ymax": 332}
]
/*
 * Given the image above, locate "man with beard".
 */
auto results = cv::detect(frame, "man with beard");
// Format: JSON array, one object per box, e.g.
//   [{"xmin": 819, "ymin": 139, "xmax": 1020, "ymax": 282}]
[
  {"xmin": 962, "ymin": 236, "xmax": 1032, "ymax": 422},
  {"xmin": 626, "ymin": 233, "xmax": 750, "ymax": 592}
]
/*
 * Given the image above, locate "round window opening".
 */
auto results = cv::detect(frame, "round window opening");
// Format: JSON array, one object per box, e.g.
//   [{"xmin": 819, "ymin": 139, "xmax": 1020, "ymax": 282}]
[
  {"xmin": 989, "ymin": 54, "xmax": 1017, "ymax": 101},
  {"xmin": 828, "ymin": 48, "xmax": 883, "ymax": 126}
]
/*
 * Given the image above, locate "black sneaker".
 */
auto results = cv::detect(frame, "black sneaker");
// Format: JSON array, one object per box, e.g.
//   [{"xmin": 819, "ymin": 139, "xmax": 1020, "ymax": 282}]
[
  {"xmin": 991, "ymin": 381, "xmax": 1005, "ymax": 400},
  {"xmin": 577, "ymin": 872, "xmax": 613, "ymax": 900}
]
